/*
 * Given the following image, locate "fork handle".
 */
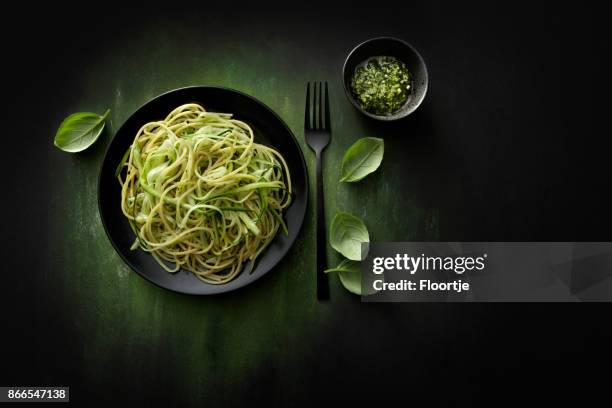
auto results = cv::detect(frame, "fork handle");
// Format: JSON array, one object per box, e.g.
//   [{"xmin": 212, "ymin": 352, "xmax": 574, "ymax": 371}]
[{"xmin": 316, "ymin": 152, "xmax": 329, "ymax": 300}]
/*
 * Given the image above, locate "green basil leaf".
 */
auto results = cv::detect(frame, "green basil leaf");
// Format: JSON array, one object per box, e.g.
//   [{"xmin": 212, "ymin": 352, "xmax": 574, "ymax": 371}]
[
  {"xmin": 329, "ymin": 211, "xmax": 369, "ymax": 261},
  {"xmin": 324, "ymin": 259, "xmax": 378, "ymax": 296},
  {"xmin": 324, "ymin": 259, "xmax": 359, "ymax": 274},
  {"xmin": 339, "ymin": 137, "xmax": 384, "ymax": 182},
  {"xmin": 54, "ymin": 109, "xmax": 110, "ymax": 153},
  {"xmin": 325, "ymin": 259, "xmax": 362, "ymax": 295}
]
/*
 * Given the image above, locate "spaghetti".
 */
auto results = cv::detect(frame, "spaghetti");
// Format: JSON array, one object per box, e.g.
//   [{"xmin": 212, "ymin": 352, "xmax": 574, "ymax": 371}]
[{"xmin": 117, "ymin": 103, "xmax": 291, "ymax": 284}]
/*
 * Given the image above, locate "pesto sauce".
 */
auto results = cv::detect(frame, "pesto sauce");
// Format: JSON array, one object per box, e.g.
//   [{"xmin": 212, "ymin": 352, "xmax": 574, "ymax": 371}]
[{"xmin": 350, "ymin": 56, "xmax": 412, "ymax": 115}]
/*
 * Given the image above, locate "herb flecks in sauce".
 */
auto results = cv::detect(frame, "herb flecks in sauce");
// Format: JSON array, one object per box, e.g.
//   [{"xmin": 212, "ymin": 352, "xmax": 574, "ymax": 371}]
[{"xmin": 350, "ymin": 56, "xmax": 411, "ymax": 115}]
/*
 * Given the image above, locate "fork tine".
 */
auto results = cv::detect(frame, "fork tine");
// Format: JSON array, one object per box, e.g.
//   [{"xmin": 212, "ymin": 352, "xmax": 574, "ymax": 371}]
[
  {"xmin": 313, "ymin": 82, "xmax": 318, "ymax": 129},
  {"xmin": 304, "ymin": 82, "xmax": 311, "ymax": 129},
  {"xmin": 317, "ymin": 82, "xmax": 323, "ymax": 129},
  {"xmin": 324, "ymin": 82, "xmax": 330, "ymax": 130}
]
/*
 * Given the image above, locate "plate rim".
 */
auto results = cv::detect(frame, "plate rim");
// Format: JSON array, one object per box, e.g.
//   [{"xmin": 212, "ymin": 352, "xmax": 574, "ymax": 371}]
[{"xmin": 97, "ymin": 85, "xmax": 309, "ymax": 295}]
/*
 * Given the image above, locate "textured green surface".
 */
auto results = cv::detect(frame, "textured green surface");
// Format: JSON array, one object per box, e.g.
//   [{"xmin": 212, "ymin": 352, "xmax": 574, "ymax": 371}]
[{"xmin": 49, "ymin": 24, "xmax": 437, "ymax": 404}]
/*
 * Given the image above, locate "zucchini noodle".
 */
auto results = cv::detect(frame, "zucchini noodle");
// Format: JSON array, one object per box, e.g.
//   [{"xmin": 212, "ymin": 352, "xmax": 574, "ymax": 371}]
[{"xmin": 117, "ymin": 103, "xmax": 292, "ymax": 284}]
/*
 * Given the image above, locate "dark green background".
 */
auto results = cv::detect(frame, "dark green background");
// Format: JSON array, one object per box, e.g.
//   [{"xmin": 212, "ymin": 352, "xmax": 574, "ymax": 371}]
[{"xmin": 2, "ymin": 5, "xmax": 607, "ymax": 407}]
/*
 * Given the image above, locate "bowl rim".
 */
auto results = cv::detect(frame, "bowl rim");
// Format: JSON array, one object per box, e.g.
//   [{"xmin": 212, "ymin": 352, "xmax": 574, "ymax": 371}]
[{"xmin": 342, "ymin": 36, "xmax": 429, "ymax": 121}]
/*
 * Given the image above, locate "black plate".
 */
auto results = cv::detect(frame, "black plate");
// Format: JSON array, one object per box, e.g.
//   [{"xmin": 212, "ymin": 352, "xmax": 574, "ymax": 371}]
[{"xmin": 98, "ymin": 86, "xmax": 308, "ymax": 295}]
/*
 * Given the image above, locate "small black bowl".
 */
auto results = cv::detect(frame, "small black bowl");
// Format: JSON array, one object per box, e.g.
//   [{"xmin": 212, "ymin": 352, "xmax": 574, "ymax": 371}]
[{"xmin": 343, "ymin": 37, "xmax": 428, "ymax": 121}]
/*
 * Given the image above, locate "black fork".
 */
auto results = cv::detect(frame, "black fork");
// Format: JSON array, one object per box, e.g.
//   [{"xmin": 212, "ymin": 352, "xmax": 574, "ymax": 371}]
[{"xmin": 304, "ymin": 82, "xmax": 331, "ymax": 300}]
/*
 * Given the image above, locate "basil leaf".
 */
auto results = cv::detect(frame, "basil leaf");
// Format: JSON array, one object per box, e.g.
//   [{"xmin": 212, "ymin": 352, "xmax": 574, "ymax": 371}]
[
  {"xmin": 339, "ymin": 137, "xmax": 384, "ymax": 183},
  {"xmin": 325, "ymin": 259, "xmax": 362, "ymax": 294},
  {"xmin": 329, "ymin": 211, "xmax": 369, "ymax": 261},
  {"xmin": 324, "ymin": 259, "xmax": 378, "ymax": 296},
  {"xmin": 54, "ymin": 109, "xmax": 110, "ymax": 153}
]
